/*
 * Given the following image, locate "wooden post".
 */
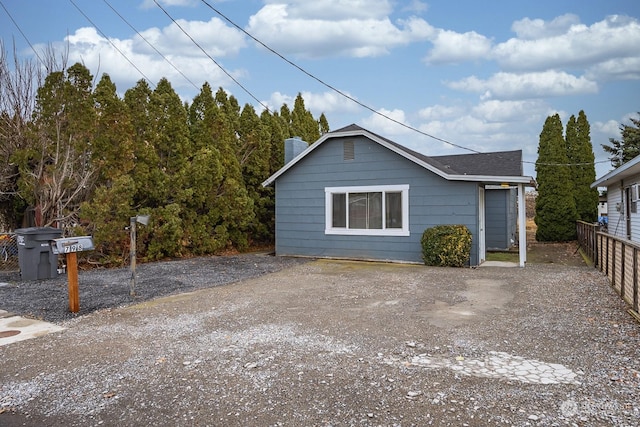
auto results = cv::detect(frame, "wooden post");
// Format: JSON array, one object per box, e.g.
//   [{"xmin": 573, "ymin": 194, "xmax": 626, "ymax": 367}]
[
  {"xmin": 67, "ymin": 252, "xmax": 79, "ymax": 313},
  {"xmin": 129, "ymin": 217, "xmax": 136, "ymax": 297}
]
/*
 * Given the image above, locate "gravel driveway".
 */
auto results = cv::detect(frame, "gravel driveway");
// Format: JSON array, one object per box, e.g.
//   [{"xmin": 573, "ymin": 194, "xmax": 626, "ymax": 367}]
[{"xmin": 1, "ymin": 253, "xmax": 639, "ymax": 426}]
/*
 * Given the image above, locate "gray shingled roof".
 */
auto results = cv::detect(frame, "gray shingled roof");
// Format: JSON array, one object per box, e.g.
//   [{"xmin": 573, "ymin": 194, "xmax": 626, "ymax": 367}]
[
  {"xmin": 263, "ymin": 124, "xmax": 530, "ymax": 187},
  {"xmin": 331, "ymin": 124, "xmax": 523, "ymax": 177}
]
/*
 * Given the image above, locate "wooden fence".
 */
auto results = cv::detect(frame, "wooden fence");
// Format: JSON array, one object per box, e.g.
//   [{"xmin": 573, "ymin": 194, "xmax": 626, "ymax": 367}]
[{"xmin": 577, "ymin": 221, "xmax": 640, "ymax": 315}]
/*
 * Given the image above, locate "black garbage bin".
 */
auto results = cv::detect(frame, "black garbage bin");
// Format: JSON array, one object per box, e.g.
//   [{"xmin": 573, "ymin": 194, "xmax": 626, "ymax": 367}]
[{"xmin": 15, "ymin": 227, "xmax": 62, "ymax": 281}]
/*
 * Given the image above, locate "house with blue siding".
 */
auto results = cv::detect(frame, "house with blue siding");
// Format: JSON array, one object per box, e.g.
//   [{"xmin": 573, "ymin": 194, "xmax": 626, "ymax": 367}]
[{"xmin": 263, "ymin": 124, "xmax": 533, "ymax": 266}]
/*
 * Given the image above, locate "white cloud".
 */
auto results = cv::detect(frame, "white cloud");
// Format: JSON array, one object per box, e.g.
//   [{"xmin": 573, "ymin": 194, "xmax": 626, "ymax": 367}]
[
  {"xmin": 264, "ymin": 0, "xmax": 394, "ymax": 20},
  {"xmin": 511, "ymin": 14, "xmax": 581, "ymax": 40},
  {"xmin": 447, "ymin": 71, "xmax": 598, "ymax": 99},
  {"xmin": 594, "ymin": 119, "xmax": 623, "ymax": 138},
  {"xmin": 136, "ymin": 17, "xmax": 246, "ymax": 58},
  {"xmin": 45, "ymin": 26, "xmax": 243, "ymax": 93},
  {"xmin": 264, "ymin": 90, "xmax": 360, "ymax": 116},
  {"xmin": 472, "ymin": 99, "xmax": 548, "ymax": 123},
  {"xmin": 425, "ymin": 29, "xmax": 492, "ymax": 64},
  {"xmin": 246, "ymin": 3, "xmax": 433, "ymax": 58},
  {"xmin": 493, "ymin": 15, "xmax": 640, "ymax": 72},
  {"xmin": 401, "ymin": 0, "xmax": 429, "ymax": 14},
  {"xmin": 418, "ymin": 105, "xmax": 463, "ymax": 121},
  {"xmin": 586, "ymin": 57, "xmax": 640, "ymax": 81},
  {"xmin": 362, "ymin": 108, "xmax": 412, "ymax": 136},
  {"xmin": 140, "ymin": 0, "xmax": 198, "ymax": 9}
]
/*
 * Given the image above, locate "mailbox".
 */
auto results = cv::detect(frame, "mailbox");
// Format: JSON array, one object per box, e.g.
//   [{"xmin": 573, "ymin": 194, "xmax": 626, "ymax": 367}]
[{"xmin": 51, "ymin": 236, "xmax": 95, "ymax": 255}]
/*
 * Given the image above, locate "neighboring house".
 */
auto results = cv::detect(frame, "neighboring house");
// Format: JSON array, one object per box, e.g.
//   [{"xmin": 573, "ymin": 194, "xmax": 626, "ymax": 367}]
[
  {"xmin": 598, "ymin": 194, "xmax": 608, "ymax": 221},
  {"xmin": 592, "ymin": 154, "xmax": 640, "ymax": 241},
  {"xmin": 263, "ymin": 124, "xmax": 534, "ymax": 266}
]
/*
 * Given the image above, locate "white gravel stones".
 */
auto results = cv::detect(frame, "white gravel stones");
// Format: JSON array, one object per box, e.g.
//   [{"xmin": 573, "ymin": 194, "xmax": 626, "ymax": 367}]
[{"xmin": 405, "ymin": 351, "xmax": 581, "ymax": 385}]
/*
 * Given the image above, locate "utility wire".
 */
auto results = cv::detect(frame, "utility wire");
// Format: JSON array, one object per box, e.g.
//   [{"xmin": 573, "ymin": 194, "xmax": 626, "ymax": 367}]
[
  {"xmin": 0, "ymin": 0, "xmax": 45, "ymax": 65},
  {"xmin": 102, "ymin": 0, "xmax": 200, "ymax": 92},
  {"xmin": 199, "ymin": 0, "xmax": 612, "ymax": 168},
  {"xmin": 153, "ymin": 0, "xmax": 271, "ymax": 112},
  {"xmin": 199, "ymin": 0, "xmax": 478, "ymax": 154},
  {"xmin": 69, "ymin": 0, "xmax": 155, "ymax": 89}
]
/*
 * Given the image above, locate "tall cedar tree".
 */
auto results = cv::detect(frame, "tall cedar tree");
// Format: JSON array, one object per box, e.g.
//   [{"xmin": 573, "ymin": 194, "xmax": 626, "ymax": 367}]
[
  {"xmin": 238, "ymin": 104, "xmax": 273, "ymax": 243},
  {"xmin": 601, "ymin": 113, "xmax": 640, "ymax": 168},
  {"xmin": 79, "ymin": 74, "xmax": 136, "ymax": 262},
  {"xmin": 535, "ymin": 114, "xmax": 578, "ymax": 241},
  {"xmin": 565, "ymin": 111, "xmax": 599, "ymax": 222},
  {"xmin": 3, "ymin": 61, "xmax": 328, "ymax": 264},
  {"xmin": 291, "ymin": 93, "xmax": 321, "ymax": 143},
  {"xmin": 184, "ymin": 83, "xmax": 229, "ymax": 254},
  {"xmin": 14, "ymin": 63, "xmax": 96, "ymax": 228},
  {"xmin": 124, "ymin": 79, "xmax": 164, "ymax": 208}
]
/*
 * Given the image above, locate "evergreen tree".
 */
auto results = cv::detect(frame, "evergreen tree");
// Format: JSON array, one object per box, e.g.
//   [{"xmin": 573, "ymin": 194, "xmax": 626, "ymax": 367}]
[
  {"xmin": 91, "ymin": 74, "xmax": 135, "ymax": 182},
  {"xmin": 262, "ymin": 110, "xmax": 286, "ymax": 173},
  {"xmin": 535, "ymin": 114, "xmax": 578, "ymax": 241},
  {"xmin": 566, "ymin": 111, "xmax": 598, "ymax": 222},
  {"xmin": 319, "ymin": 113, "xmax": 330, "ymax": 135},
  {"xmin": 124, "ymin": 79, "xmax": 164, "ymax": 208},
  {"xmin": 184, "ymin": 82, "xmax": 226, "ymax": 254},
  {"xmin": 144, "ymin": 78, "xmax": 191, "ymax": 259},
  {"xmin": 13, "ymin": 63, "xmax": 96, "ymax": 229},
  {"xmin": 238, "ymin": 103, "xmax": 272, "ymax": 242},
  {"xmin": 602, "ymin": 113, "xmax": 640, "ymax": 168},
  {"xmin": 186, "ymin": 84, "xmax": 254, "ymax": 252},
  {"xmin": 291, "ymin": 93, "xmax": 320, "ymax": 143},
  {"xmin": 79, "ymin": 74, "xmax": 136, "ymax": 260}
]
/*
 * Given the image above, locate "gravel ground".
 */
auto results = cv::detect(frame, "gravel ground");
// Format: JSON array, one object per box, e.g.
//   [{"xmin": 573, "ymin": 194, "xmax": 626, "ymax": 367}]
[
  {"xmin": 1, "ymin": 251, "xmax": 639, "ymax": 426},
  {"xmin": 0, "ymin": 253, "xmax": 307, "ymax": 323}
]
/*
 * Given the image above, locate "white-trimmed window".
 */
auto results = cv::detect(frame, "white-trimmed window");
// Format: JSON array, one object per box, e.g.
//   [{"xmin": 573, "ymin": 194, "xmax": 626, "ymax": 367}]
[{"xmin": 325, "ymin": 185, "xmax": 410, "ymax": 236}]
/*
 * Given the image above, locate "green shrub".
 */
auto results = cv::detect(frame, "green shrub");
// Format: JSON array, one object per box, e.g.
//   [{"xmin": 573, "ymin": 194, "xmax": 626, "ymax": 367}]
[{"xmin": 421, "ymin": 225, "xmax": 472, "ymax": 267}]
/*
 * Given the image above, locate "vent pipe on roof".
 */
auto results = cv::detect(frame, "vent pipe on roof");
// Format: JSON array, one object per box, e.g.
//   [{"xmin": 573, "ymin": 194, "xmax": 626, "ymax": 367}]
[{"xmin": 284, "ymin": 136, "xmax": 308, "ymax": 164}]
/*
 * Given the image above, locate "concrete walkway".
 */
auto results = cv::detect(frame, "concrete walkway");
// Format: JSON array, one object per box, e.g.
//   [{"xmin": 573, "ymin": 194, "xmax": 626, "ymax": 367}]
[{"xmin": 0, "ymin": 309, "xmax": 64, "ymax": 347}]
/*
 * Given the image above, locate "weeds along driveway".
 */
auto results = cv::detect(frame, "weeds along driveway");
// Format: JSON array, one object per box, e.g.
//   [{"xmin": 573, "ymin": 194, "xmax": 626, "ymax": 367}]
[{"xmin": 1, "ymin": 258, "xmax": 639, "ymax": 426}]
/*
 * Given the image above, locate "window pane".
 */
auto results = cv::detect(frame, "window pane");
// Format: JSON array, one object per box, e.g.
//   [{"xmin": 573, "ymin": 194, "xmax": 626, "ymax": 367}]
[
  {"xmin": 368, "ymin": 192, "xmax": 382, "ymax": 229},
  {"xmin": 385, "ymin": 192, "xmax": 402, "ymax": 228},
  {"xmin": 349, "ymin": 193, "xmax": 368, "ymax": 228},
  {"xmin": 332, "ymin": 193, "xmax": 346, "ymax": 227}
]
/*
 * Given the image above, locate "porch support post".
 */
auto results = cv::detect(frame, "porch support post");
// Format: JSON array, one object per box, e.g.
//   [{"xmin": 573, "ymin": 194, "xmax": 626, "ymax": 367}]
[{"xmin": 518, "ymin": 183, "xmax": 527, "ymax": 267}]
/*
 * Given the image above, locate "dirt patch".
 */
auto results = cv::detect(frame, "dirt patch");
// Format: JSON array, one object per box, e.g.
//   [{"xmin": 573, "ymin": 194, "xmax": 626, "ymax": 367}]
[{"xmin": 527, "ymin": 241, "xmax": 587, "ymax": 266}]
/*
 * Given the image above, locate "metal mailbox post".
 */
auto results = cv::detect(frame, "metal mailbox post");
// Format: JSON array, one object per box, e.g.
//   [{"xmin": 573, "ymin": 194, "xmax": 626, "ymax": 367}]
[{"xmin": 51, "ymin": 236, "xmax": 95, "ymax": 313}]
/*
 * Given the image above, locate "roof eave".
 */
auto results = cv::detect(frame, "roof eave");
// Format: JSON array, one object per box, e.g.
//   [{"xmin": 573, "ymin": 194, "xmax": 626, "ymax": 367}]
[
  {"xmin": 591, "ymin": 155, "xmax": 640, "ymax": 188},
  {"xmin": 262, "ymin": 127, "xmax": 532, "ymax": 187},
  {"xmin": 446, "ymin": 174, "xmax": 535, "ymax": 185}
]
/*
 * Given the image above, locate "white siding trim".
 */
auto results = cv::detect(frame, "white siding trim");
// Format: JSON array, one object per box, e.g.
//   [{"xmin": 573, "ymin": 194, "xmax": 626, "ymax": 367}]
[{"xmin": 325, "ymin": 184, "xmax": 410, "ymax": 236}]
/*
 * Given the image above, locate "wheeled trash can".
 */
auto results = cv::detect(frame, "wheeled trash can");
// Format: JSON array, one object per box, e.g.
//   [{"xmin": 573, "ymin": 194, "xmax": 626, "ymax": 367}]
[{"xmin": 15, "ymin": 227, "xmax": 62, "ymax": 280}]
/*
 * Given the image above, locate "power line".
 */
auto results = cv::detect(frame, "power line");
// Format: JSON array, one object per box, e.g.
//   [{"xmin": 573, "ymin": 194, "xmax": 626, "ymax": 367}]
[
  {"xmin": 69, "ymin": 0, "xmax": 155, "ymax": 89},
  {"xmin": 102, "ymin": 0, "xmax": 200, "ymax": 92},
  {"xmin": 199, "ymin": 0, "xmax": 479, "ymax": 154},
  {"xmin": 0, "ymin": 0, "xmax": 45, "ymax": 65},
  {"xmin": 199, "ymin": 0, "xmax": 614, "ymax": 168},
  {"xmin": 153, "ymin": 0, "xmax": 271, "ymax": 113}
]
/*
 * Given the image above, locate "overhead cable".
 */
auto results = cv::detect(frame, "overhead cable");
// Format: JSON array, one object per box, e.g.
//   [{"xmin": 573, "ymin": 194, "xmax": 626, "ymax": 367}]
[
  {"xmin": 69, "ymin": 0, "xmax": 155, "ymax": 88},
  {"xmin": 154, "ymin": 0, "xmax": 271, "ymax": 113},
  {"xmin": 0, "ymin": 0, "xmax": 45, "ymax": 65},
  {"xmin": 102, "ymin": 0, "xmax": 200, "ymax": 92},
  {"xmin": 199, "ymin": 0, "xmax": 613, "ymax": 167}
]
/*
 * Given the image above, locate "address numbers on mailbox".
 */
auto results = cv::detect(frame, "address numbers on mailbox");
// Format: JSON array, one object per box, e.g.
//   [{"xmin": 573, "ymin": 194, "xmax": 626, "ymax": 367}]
[{"xmin": 51, "ymin": 236, "xmax": 95, "ymax": 255}]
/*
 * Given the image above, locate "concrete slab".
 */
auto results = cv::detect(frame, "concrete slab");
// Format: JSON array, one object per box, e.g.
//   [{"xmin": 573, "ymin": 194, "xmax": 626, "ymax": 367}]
[
  {"xmin": 0, "ymin": 310, "xmax": 65, "ymax": 346},
  {"xmin": 481, "ymin": 261, "xmax": 520, "ymax": 267}
]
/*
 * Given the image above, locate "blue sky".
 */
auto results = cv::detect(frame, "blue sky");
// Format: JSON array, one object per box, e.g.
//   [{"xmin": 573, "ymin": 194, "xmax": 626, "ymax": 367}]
[{"xmin": 1, "ymin": 0, "xmax": 639, "ymax": 179}]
